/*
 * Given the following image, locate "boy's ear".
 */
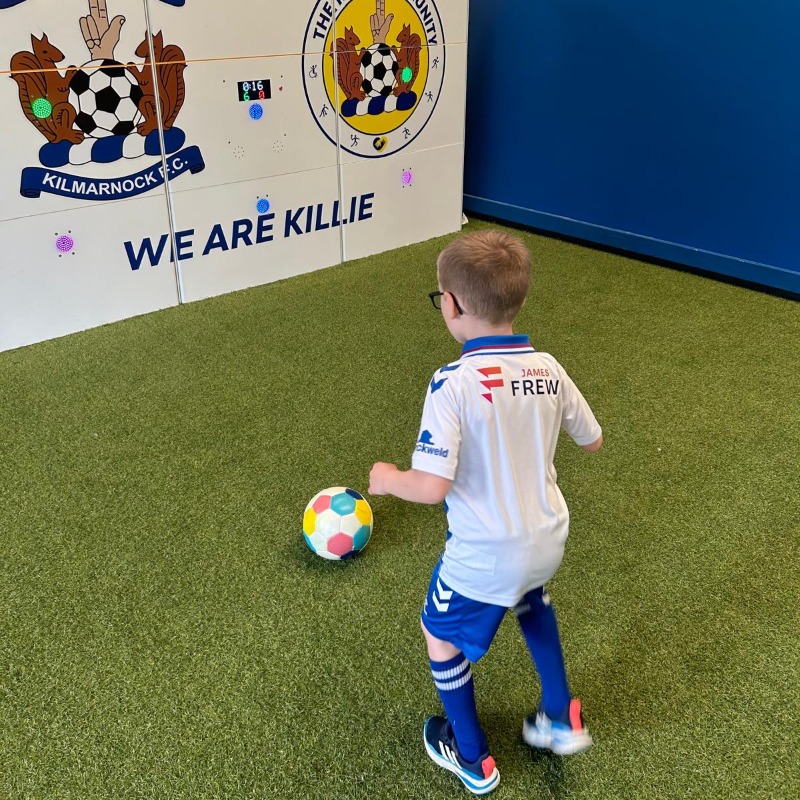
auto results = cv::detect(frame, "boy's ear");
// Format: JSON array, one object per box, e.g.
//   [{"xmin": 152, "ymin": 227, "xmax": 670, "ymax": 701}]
[{"xmin": 442, "ymin": 292, "xmax": 461, "ymax": 319}]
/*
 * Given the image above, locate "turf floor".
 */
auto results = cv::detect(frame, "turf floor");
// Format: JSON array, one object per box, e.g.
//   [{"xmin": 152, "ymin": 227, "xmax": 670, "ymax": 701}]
[{"xmin": 1, "ymin": 220, "xmax": 798, "ymax": 800}]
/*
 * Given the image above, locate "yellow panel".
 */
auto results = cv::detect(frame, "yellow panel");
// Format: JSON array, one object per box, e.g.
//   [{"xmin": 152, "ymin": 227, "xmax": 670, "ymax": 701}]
[{"xmin": 354, "ymin": 499, "xmax": 372, "ymax": 526}]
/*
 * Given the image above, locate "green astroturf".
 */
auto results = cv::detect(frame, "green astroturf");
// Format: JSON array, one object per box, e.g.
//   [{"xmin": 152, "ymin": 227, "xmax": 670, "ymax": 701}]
[{"xmin": 1, "ymin": 221, "xmax": 798, "ymax": 799}]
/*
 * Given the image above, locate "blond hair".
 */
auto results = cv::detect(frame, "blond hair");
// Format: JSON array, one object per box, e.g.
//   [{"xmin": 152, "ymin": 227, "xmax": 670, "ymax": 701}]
[{"xmin": 437, "ymin": 230, "xmax": 531, "ymax": 324}]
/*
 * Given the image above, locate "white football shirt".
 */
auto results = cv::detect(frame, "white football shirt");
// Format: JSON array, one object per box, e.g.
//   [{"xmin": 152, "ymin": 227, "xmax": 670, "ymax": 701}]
[{"xmin": 411, "ymin": 334, "xmax": 601, "ymax": 606}]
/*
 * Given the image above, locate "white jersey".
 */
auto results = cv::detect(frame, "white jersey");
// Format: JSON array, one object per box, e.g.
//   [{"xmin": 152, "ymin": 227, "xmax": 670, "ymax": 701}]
[{"xmin": 411, "ymin": 334, "xmax": 601, "ymax": 606}]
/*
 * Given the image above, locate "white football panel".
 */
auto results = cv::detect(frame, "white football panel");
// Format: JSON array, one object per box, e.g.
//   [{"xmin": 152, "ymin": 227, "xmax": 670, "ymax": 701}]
[
  {"xmin": 94, "ymin": 110, "xmax": 119, "ymax": 131},
  {"xmin": 110, "ymin": 75, "xmax": 134, "ymax": 95},
  {"xmin": 308, "ymin": 531, "xmax": 329, "ymax": 553},
  {"xmin": 81, "ymin": 93, "xmax": 98, "ymax": 115},
  {"xmin": 314, "ymin": 508, "xmax": 343, "ymax": 539},
  {"xmin": 0, "ymin": 194, "xmax": 180, "ymax": 352},
  {"xmin": 339, "ymin": 513, "xmax": 362, "ymax": 536}
]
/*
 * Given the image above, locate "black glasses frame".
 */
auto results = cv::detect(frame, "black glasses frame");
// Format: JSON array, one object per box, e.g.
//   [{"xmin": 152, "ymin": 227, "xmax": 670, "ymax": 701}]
[{"xmin": 428, "ymin": 290, "xmax": 465, "ymax": 315}]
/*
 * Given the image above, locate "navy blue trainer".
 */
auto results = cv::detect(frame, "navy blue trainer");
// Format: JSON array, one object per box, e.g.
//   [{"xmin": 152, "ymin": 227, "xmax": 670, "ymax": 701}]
[{"xmin": 423, "ymin": 715, "xmax": 500, "ymax": 795}]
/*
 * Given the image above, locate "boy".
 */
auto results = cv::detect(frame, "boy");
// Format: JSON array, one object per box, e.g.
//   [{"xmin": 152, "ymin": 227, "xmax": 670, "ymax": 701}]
[{"xmin": 368, "ymin": 230, "xmax": 603, "ymax": 795}]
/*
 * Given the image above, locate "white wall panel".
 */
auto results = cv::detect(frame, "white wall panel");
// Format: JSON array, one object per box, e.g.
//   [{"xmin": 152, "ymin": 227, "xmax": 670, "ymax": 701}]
[
  {"xmin": 339, "ymin": 143, "xmax": 464, "ymax": 262},
  {"xmin": 159, "ymin": 56, "xmax": 337, "ymax": 193},
  {"xmin": 146, "ymin": 0, "xmax": 330, "ymax": 61},
  {"xmin": 172, "ymin": 167, "xmax": 345, "ymax": 303},
  {"xmin": 0, "ymin": 0, "xmax": 178, "ymax": 351},
  {"xmin": 0, "ymin": 195, "xmax": 180, "ymax": 351}
]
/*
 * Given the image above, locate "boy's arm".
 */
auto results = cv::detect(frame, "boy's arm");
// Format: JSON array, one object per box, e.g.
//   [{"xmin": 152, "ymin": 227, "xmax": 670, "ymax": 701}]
[
  {"xmin": 371, "ymin": 365, "xmax": 459, "ymax": 504},
  {"xmin": 581, "ymin": 433, "xmax": 603, "ymax": 452},
  {"xmin": 558, "ymin": 364, "xmax": 602, "ymax": 451},
  {"xmin": 369, "ymin": 462, "xmax": 453, "ymax": 504}
]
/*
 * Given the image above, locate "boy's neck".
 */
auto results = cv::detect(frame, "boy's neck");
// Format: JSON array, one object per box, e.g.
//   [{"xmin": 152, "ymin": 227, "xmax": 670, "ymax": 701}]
[{"xmin": 457, "ymin": 318, "xmax": 515, "ymax": 344}]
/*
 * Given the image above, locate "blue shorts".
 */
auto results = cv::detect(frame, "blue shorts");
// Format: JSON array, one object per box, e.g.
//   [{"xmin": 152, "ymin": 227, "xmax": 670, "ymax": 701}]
[{"xmin": 421, "ymin": 558, "xmax": 509, "ymax": 663}]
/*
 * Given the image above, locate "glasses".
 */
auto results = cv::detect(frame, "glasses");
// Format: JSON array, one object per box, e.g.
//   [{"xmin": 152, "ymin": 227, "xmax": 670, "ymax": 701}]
[{"xmin": 428, "ymin": 290, "xmax": 465, "ymax": 315}]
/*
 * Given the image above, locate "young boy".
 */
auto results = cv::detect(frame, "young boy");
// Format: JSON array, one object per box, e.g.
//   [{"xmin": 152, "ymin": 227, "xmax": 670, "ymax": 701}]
[{"xmin": 368, "ymin": 230, "xmax": 603, "ymax": 795}]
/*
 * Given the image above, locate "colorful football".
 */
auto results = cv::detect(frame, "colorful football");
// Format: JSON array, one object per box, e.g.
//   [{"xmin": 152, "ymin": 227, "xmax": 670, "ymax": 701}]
[{"xmin": 302, "ymin": 487, "xmax": 373, "ymax": 560}]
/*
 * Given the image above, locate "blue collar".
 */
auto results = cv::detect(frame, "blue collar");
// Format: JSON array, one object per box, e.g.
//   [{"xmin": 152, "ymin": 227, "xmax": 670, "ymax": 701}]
[{"xmin": 461, "ymin": 334, "xmax": 533, "ymax": 355}]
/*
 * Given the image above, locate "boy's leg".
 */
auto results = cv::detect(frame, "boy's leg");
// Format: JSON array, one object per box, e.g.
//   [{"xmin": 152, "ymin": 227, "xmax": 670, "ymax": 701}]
[
  {"xmin": 514, "ymin": 587, "xmax": 571, "ymax": 718},
  {"xmin": 514, "ymin": 587, "xmax": 592, "ymax": 755},
  {"xmin": 421, "ymin": 621, "xmax": 499, "ymax": 795},
  {"xmin": 419, "ymin": 561, "xmax": 503, "ymax": 794},
  {"xmin": 421, "ymin": 621, "xmax": 487, "ymax": 762}
]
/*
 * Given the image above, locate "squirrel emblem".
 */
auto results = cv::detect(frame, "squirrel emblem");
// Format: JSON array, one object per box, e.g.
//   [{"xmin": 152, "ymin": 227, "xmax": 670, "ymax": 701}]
[
  {"xmin": 330, "ymin": 26, "xmax": 367, "ymax": 102},
  {"xmin": 393, "ymin": 24, "xmax": 421, "ymax": 95},
  {"xmin": 9, "ymin": 35, "xmax": 83, "ymax": 144},
  {"xmin": 130, "ymin": 32, "xmax": 187, "ymax": 137}
]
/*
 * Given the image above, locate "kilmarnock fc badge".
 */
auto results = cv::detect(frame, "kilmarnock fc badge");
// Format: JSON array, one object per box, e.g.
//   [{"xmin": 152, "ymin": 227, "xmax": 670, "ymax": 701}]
[{"xmin": 7, "ymin": 0, "xmax": 203, "ymax": 201}]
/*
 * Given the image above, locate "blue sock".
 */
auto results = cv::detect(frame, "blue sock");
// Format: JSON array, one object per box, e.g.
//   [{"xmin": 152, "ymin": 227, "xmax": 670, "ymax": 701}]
[
  {"xmin": 430, "ymin": 653, "xmax": 487, "ymax": 763},
  {"xmin": 515, "ymin": 588, "xmax": 571, "ymax": 719}
]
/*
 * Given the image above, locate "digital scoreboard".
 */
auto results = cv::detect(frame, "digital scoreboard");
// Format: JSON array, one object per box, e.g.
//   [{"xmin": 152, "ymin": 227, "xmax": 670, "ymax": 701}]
[{"xmin": 237, "ymin": 80, "xmax": 271, "ymax": 102}]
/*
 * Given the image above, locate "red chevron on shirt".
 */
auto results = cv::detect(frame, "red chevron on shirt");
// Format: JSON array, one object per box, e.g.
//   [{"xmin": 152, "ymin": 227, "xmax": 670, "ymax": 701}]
[{"xmin": 477, "ymin": 366, "xmax": 504, "ymax": 403}]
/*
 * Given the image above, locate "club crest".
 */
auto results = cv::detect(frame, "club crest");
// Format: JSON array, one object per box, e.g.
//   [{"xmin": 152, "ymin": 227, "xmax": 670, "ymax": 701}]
[
  {"xmin": 7, "ymin": 0, "xmax": 204, "ymax": 201},
  {"xmin": 303, "ymin": 0, "xmax": 445, "ymax": 158}
]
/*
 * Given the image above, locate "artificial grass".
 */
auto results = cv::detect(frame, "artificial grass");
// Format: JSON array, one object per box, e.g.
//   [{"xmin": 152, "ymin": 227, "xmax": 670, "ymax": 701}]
[{"xmin": 0, "ymin": 220, "xmax": 798, "ymax": 800}]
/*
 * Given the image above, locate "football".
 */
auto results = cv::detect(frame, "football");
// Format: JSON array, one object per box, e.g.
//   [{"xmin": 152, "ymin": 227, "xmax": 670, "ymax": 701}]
[
  {"xmin": 360, "ymin": 43, "xmax": 399, "ymax": 98},
  {"xmin": 303, "ymin": 487, "xmax": 373, "ymax": 560},
  {"xmin": 69, "ymin": 59, "xmax": 144, "ymax": 139}
]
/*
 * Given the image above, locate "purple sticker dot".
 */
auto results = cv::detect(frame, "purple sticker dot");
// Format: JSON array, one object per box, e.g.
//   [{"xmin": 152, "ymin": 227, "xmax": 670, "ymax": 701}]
[{"xmin": 55, "ymin": 235, "xmax": 74, "ymax": 254}]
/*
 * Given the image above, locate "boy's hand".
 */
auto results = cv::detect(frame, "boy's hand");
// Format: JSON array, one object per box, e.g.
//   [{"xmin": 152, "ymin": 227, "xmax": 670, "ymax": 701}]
[{"xmin": 369, "ymin": 462, "xmax": 398, "ymax": 495}]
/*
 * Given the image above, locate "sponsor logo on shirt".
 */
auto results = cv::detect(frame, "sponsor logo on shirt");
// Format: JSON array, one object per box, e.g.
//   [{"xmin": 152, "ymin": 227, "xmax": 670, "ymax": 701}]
[
  {"xmin": 416, "ymin": 429, "xmax": 449, "ymax": 458},
  {"xmin": 477, "ymin": 366, "xmax": 504, "ymax": 403}
]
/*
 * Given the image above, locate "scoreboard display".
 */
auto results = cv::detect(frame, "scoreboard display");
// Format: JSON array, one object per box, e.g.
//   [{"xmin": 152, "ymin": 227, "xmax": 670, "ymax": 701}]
[{"xmin": 237, "ymin": 80, "xmax": 271, "ymax": 102}]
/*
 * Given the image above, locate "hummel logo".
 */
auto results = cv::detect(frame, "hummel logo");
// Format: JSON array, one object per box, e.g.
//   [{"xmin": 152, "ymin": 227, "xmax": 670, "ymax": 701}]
[
  {"xmin": 433, "ymin": 578, "xmax": 453, "ymax": 612},
  {"xmin": 430, "ymin": 375, "xmax": 447, "ymax": 393},
  {"xmin": 430, "ymin": 364, "xmax": 461, "ymax": 394},
  {"xmin": 478, "ymin": 366, "xmax": 504, "ymax": 404}
]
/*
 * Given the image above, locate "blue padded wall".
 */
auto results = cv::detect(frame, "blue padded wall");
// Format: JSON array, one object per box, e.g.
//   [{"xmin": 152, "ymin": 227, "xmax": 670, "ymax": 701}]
[{"xmin": 464, "ymin": 0, "xmax": 800, "ymax": 294}]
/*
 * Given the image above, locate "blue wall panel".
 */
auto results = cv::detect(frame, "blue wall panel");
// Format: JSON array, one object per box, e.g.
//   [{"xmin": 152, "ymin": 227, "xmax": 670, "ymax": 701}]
[{"xmin": 463, "ymin": 0, "xmax": 800, "ymax": 294}]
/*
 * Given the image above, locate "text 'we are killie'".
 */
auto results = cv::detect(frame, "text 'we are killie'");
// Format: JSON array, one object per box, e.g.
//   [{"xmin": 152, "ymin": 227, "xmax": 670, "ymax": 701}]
[{"xmin": 123, "ymin": 193, "xmax": 375, "ymax": 271}]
